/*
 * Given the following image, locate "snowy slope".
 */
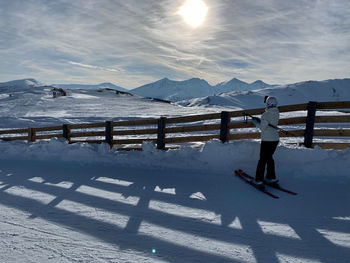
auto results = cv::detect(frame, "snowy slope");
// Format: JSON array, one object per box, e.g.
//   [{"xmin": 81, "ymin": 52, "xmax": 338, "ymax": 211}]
[
  {"xmin": 0, "ymin": 78, "xmax": 219, "ymax": 128},
  {"xmin": 55, "ymin": 82, "xmax": 129, "ymax": 93},
  {"xmin": 0, "ymin": 78, "xmax": 44, "ymax": 92},
  {"xmin": 182, "ymin": 78, "xmax": 350, "ymax": 109}
]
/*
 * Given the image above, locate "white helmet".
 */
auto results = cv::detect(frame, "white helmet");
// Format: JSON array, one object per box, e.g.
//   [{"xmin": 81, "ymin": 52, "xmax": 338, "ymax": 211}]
[{"xmin": 266, "ymin": 96, "xmax": 278, "ymax": 108}]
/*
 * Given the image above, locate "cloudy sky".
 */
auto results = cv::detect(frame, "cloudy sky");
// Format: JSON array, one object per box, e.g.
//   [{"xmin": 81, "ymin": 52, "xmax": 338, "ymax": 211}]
[{"xmin": 1, "ymin": 0, "xmax": 349, "ymax": 89}]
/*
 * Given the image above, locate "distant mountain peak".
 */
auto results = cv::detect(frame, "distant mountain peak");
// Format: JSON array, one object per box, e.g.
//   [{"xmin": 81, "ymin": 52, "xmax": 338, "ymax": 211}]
[
  {"xmin": 249, "ymin": 80, "xmax": 272, "ymax": 89},
  {"xmin": 0, "ymin": 78, "xmax": 42, "ymax": 90},
  {"xmin": 131, "ymin": 77, "xmax": 274, "ymax": 102},
  {"xmin": 180, "ymin": 78, "xmax": 350, "ymax": 108},
  {"xmin": 131, "ymin": 77, "xmax": 213, "ymax": 101},
  {"xmin": 251, "ymin": 80, "xmax": 265, "ymax": 84},
  {"xmin": 184, "ymin": 78, "xmax": 210, "ymax": 85}
]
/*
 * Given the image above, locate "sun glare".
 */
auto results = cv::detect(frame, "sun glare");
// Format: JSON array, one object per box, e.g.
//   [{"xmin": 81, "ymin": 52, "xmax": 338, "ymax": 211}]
[{"xmin": 178, "ymin": 0, "xmax": 208, "ymax": 28}]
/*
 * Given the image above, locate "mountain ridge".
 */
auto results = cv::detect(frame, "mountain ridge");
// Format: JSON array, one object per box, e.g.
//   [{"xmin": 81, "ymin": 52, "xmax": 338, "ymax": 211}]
[
  {"xmin": 131, "ymin": 77, "xmax": 273, "ymax": 101},
  {"xmin": 180, "ymin": 78, "xmax": 350, "ymax": 109},
  {"xmin": 54, "ymin": 82, "xmax": 128, "ymax": 92},
  {"xmin": 0, "ymin": 77, "xmax": 273, "ymax": 98},
  {"xmin": 2, "ymin": 78, "xmax": 349, "ymax": 108}
]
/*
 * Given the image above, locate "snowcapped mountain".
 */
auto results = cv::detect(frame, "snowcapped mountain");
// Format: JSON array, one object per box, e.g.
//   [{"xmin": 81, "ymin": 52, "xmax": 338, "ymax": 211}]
[
  {"xmin": 54, "ymin": 82, "xmax": 128, "ymax": 92},
  {"xmin": 0, "ymin": 77, "xmax": 274, "ymax": 103},
  {"xmin": 248, "ymin": 80, "xmax": 274, "ymax": 90},
  {"xmin": 0, "ymin": 78, "xmax": 40, "ymax": 87},
  {"xmin": 181, "ymin": 78, "xmax": 350, "ymax": 109},
  {"xmin": 0, "ymin": 78, "xmax": 44, "ymax": 91},
  {"xmin": 214, "ymin": 78, "xmax": 272, "ymax": 93},
  {"xmin": 131, "ymin": 77, "xmax": 273, "ymax": 102},
  {"xmin": 2, "ymin": 77, "xmax": 349, "ymax": 117},
  {"xmin": 214, "ymin": 78, "xmax": 249, "ymax": 94},
  {"xmin": 0, "ymin": 79, "xmax": 129, "ymax": 94},
  {"xmin": 131, "ymin": 78, "xmax": 214, "ymax": 101}
]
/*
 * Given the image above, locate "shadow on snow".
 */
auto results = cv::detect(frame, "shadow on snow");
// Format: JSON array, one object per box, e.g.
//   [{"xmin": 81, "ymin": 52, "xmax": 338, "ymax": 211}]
[{"xmin": 0, "ymin": 159, "xmax": 349, "ymax": 262}]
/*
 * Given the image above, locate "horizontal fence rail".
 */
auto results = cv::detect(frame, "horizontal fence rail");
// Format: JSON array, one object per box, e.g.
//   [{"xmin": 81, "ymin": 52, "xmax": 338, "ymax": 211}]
[{"xmin": 1, "ymin": 101, "xmax": 350, "ymax": 150}]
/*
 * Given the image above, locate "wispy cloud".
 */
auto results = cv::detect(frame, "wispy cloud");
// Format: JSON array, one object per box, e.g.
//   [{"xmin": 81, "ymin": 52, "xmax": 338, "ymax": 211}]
[
  {"xmin": 0, "ymin": 0, "xmax": 349, "ymax": 88},
  {"xmin": 68, "ymin": 61, "xmax": 123, "ymax": 73}
]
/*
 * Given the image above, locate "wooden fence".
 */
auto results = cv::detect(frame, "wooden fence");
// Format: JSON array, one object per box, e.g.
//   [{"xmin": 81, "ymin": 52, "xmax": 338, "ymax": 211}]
[{"xmin": 1, "ymin": 101, "xmax": 350, "ymax": 150}]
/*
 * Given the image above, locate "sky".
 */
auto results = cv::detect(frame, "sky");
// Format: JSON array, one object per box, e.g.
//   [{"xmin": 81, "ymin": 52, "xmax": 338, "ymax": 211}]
[{"xmin": 0, "ymin": 0, "xmax": 350, "ymax": 89}]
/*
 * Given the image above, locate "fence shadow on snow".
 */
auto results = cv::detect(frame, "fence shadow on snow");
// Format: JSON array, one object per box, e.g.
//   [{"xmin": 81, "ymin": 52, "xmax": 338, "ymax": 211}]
[{"xmin": 0, "ymin": 159, "xmax": 349, "ymax": 262}]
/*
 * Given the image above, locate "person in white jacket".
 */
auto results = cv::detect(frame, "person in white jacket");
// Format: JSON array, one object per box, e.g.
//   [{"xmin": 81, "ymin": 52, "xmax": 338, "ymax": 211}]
[{"xmin": 251, "ymin": 96, "xmax": 280, "ymax": 188}]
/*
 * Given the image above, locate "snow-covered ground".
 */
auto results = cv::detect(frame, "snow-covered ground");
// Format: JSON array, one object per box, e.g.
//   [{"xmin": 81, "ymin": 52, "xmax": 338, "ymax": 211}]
[
  {"xmin": 0, "ymin": 79, "xmax": 350, "ymax": 262},
  {"xmin": 0, "ymin": 140, "xmax": 350, "ymax": 262},
  {"xmin": 0, "ymin": 79, "xmax": 221, "ymax": 129}
]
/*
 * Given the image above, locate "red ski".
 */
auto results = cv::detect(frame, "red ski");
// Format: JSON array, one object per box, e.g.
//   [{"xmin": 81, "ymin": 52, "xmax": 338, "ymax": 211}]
[
  {"xmin": 234, "ymin": 170, "xmax": 279, "ymax": 199},
  {"xmin": 237, "ymin": 169, "xmax": 297, "ymax": 196}
]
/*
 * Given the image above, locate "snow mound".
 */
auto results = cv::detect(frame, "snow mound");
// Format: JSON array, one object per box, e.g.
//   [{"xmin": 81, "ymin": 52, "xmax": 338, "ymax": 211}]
[{"xmin": 1, "ymin": 139, "xmax": 349, "ymax": 180}]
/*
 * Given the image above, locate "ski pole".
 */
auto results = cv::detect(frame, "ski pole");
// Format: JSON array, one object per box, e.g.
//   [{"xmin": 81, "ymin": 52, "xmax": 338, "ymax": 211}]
[{"xmin": 243, "ymin": 112, "xmax": 291, "ymax": 135}]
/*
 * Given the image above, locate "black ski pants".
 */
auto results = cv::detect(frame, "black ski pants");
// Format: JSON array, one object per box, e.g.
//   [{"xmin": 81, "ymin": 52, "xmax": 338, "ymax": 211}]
[{"xmin": 255, "ymin": 141, "xmax": 279, "ymax": 182}]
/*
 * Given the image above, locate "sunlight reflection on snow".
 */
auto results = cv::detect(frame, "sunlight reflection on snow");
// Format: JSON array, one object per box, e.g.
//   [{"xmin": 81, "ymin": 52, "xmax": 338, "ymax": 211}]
[
  {"xmin": 4, "ymin": 186, "xmax": 56, "ymax": 204},
  {"xmin": 154, "ymin": 186, "xmax": 176, "ymax": 195},
  {"xmin": 44, "ymin": 181, "xmax": 75, "ymax": 189},
  {"xmin": 76, "ymin": 185, "xmax": 140, "ymax": 205},
  {"xmin": 56, "ymin": 200, "xmax": 129, "ymax": 228},
  {"xmin": 139, "ymin": 220, "xmax": 257, "ymax": 262},
  {"xmin": 228, "ymin": 217, "xmax": 243, "ymax": 230},
  {"xmin": 257, "ymin": 220, "xmax": 301, "ymax": 240},
  {"xmin": 276, "ymin": 253, "xmax": 321, "ymax": 263},
  {"xmin": 332, "ymin": 216, "xmax": 350, "ymax": 221},
  {"xmin": 28, "ymin": 177, "xmax": 45, "ymax": 183},
  {"xmin": 189, "ymin": 192, "xmax": 207, "ymax": 200},
  {"xmin": 316, "ymin": 229, "xmax": 350, "ymax": 248},
  {"xmin": 28, "ymin": 177, "xmax": 75, "ymax": 189},
  {"xmin": 95, "ymin": 177, "xmax": 134, "ymax": 187},
  {"xmin": 70, "ymin": 93, "xmax": 98, "ymax": 99},
  {"xmin": 148, "ymin": 200, "xmax": 221, "ymax": 225}
]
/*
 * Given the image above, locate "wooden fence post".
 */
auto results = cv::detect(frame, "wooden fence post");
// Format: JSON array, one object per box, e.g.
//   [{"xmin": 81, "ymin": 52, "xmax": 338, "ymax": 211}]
[
  {"xmin": 63, "ymin": 124, "xmax": 71, "ymax": 143},
  {"xmin": 28, "ymin": 128, "xmax": 36, "ymax": 142},
  {"xmin": 304, "ymin": 101, "xmax": 317, "ymax": 148},
  {"xmin": 105, "ymin": 121, "xmax": 114, "ymax": 148},
  {"xmin": 157, "ymin": 117, "xmax": 166, "ymax": 150},
  {"xmin": 220, "ymin": 111, "xmax": 230, "ymax": 143}
]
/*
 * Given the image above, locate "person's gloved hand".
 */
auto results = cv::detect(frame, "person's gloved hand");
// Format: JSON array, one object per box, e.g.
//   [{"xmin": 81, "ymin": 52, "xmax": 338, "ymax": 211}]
[{"xmin": 252, "ymin": 116, "xmax": 260, "ymax": 122}]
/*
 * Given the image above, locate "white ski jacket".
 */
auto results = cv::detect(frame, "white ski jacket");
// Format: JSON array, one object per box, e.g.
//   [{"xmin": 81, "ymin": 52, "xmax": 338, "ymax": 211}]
[{"xmin": 256, "ymin": 107, "xmax": 280, "ymax": 141}]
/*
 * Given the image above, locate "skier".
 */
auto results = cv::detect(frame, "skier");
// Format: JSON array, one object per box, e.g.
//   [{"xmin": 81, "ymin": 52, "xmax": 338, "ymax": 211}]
[{"xmin": 251, "ymin": 96, "xmax": 280, "ymax": 189}]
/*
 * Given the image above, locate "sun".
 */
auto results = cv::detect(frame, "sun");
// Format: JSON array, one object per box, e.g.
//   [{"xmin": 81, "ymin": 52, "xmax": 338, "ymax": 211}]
[{"xmin": 178, "ymin": 0, "xmax": 208, "ymax": 28}]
